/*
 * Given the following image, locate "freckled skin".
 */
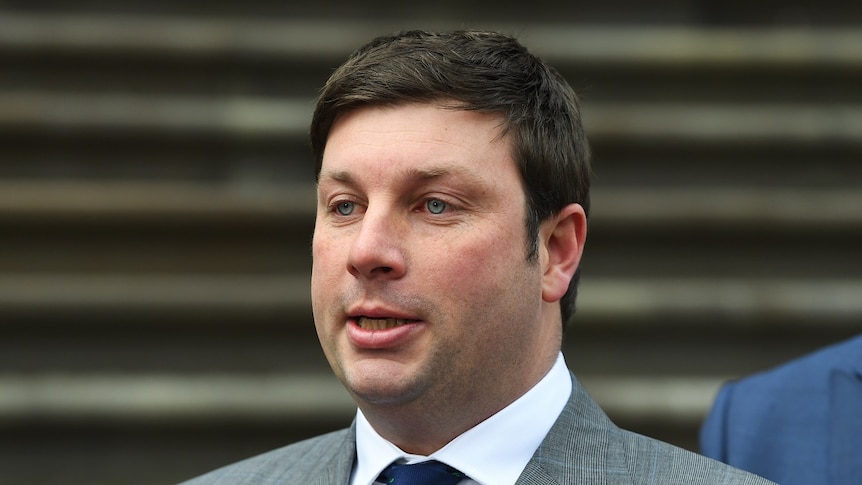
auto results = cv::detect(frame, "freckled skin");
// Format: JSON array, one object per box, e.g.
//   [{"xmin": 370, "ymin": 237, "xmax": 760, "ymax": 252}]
[{"xmin": 311, "ymin": 103, "xmax": 582, "ymax": 455}]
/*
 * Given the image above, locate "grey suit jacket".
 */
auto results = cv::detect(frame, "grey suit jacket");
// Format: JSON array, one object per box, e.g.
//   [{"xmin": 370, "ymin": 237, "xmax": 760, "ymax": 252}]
[{"xmin": 179, "ymin": 372, "xmax": 776, "ymax": 484}]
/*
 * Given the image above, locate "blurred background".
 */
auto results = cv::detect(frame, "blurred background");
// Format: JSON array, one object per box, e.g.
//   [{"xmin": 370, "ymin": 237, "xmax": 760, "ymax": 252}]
[{"xmin": 1, "ymin": 1, "xmax": 861, "ymax": 484}]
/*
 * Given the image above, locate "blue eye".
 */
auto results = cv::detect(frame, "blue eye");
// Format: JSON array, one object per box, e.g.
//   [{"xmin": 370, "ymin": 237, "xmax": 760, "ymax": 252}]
[
  {"xmin": 335, "ymin": 201, "xmax": 355, "ymax": 215},
  {"xmin": 426, "ymin": 199, "xmax": 447, "ymax": 214}
]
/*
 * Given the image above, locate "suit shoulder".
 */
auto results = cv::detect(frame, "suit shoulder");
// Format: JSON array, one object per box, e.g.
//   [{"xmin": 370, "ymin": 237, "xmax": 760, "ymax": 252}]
[
  {"xmin": 738, "ymin": 334, "xmax": 862, "ymax": 391},
  {"xmin": 620, "ymin": 430, "xmax": 776, "ymax": 485},
  {"xmin": 177, "ymin": 428, "xmax": 353, "ymax": 485}
]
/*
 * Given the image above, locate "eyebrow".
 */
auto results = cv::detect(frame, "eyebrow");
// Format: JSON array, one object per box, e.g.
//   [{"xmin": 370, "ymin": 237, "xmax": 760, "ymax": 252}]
[
  {"xmin": 407, "ymin": 166, "xmax": 461, "ymax": 180},
  {"xmin": 319, "ymin": 170, "xmax": 354, "ymax": 185},
  {"xmin": 319, "ymin": 165, "xmax": 475, "ymax": 186}
]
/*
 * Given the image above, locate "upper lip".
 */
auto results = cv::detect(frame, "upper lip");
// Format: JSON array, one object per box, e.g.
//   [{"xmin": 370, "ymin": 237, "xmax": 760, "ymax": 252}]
[{"xmin": 347, "ymin": 303, "xmax": 419, "ymax": 321}]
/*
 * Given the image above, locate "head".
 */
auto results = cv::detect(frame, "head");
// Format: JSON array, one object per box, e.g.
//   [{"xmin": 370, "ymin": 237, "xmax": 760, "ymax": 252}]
[
  {"xmin": 311, "ymin": 30, "xmax": 591, "ymax": 326},
  {"xmin": 309, "ymin": 30, "xmax": 589, "ymax": 453}
]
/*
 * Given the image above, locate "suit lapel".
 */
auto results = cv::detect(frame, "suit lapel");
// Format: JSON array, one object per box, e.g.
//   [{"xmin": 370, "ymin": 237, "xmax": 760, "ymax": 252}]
[
  {"xmin": 829, "ymin": 363, "xmax": 862, "ymax": 484},
  {"xmin": 308, "ymin": 423, "xmax": 357, "ymax": 485},
  {"xmin": 515, "ymin": 373, "xmax": 634, "ymax": 485}
]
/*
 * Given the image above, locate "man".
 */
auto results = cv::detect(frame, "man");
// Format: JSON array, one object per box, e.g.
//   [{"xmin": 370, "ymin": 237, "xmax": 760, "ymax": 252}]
[
  {"xmin": 180, "ymin": 30, "xmax": 774, "ymax": 485},
  {"xmin": 701, "ymin": 334, "xmax": 862, "ymax": 485}
]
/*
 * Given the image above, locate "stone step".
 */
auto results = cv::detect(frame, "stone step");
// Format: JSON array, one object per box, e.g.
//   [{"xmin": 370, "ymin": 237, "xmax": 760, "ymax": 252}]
[
  {"xmin": 4, "ymin": 91, "xmax": 862, "ymax": 145},
  {"xmin": 3, "ymin": 0, "xmax": 861, "ymax": 25},
  {"xmin": 0, "ymin": 181, "xmax": 315, "ymax": 219},
  {"xmin": 3, "ymin": 13, "xmax": 861, "ymax": 68}
]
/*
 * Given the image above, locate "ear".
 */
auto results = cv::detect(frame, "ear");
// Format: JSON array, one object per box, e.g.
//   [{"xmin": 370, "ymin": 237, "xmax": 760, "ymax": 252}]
[{"xmin": 539, "ymin": 203, "xmax": 587, "ymax": 303}]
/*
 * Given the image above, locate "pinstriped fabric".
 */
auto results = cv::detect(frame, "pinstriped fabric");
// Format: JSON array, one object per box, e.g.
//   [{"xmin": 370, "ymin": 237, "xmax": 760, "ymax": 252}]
[
  {"xmin": 177, "ymin": 372, "xmax": 777, "ymax": 485},
  {"xmin": 515, "ymin": 374, "xmax": 776, "ymax": 485},
  {"xmin": 176, "ymin": 427, "xmax": 356, "ymax": 485},
  {"xmin": 515, "ymin": 373, "xmax": 634, "ymax": 485}
]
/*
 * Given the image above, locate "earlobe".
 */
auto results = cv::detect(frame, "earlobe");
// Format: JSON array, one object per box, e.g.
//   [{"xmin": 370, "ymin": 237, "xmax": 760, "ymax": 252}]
[{"xmin": 540, "ymin": 203, "xmax": 587, "ymax": 303}]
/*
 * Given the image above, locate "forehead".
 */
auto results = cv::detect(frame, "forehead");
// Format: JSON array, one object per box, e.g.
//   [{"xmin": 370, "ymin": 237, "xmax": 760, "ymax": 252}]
[{"xmin": 320, "ymin": 103, "xmax": 515, "ymax": 180}]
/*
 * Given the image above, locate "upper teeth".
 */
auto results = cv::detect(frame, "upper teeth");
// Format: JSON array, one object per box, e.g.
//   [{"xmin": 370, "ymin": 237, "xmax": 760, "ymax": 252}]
[{"xmin": 358, "ymin": 317, "xmax": 410, "ymax": 330}]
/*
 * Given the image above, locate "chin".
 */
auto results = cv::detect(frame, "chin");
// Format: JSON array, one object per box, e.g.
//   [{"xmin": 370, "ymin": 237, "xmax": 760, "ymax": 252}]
[{"xmin": 344, "ymin": 368, "xmax": 424, "ymax": 407}]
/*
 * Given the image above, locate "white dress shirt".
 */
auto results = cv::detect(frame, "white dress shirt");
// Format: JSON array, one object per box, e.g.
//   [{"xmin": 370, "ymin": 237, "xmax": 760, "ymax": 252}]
[{"xmin": 350, "ymin": 352, "xmax": 572, "ymax": 485}]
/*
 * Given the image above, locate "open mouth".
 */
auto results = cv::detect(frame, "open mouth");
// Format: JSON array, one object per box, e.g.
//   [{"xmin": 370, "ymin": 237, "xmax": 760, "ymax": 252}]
[{"xmin": 356, "ymin": 317, "xmax": 416, "ymax": 330}]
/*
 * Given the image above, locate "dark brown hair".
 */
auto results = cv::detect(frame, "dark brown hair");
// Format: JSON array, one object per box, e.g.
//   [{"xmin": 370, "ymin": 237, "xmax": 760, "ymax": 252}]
[{"xmin": 310, "ymin": 30, "xmax": 591, "ymax": 326}]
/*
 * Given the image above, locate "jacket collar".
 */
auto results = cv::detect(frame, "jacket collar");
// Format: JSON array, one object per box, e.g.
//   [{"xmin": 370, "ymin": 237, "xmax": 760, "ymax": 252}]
[
  {"xmin": 516, "ymin": 372, "xmax": 634, "ymax": 485},
  {"xmin": 309, "ymin": 422, "xmax": 357, "ymax": 485},
  {"xmin": 331, "ymin": 373, "xmax": 635, "ymax": 485}
]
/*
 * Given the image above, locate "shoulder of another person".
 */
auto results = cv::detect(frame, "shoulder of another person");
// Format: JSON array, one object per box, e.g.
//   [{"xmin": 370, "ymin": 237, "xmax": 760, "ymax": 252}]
[
  {"xmin": 176, "ymin": 427, "xmax": 354, "ymax": 485},
  {"xmin": 726, "ymin": 334, "xmax": 862, "ymax": 402}
]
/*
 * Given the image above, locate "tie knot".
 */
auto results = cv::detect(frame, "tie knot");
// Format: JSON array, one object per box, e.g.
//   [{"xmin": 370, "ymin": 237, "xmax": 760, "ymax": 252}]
[{"xmin": 378, "ymin": 460, "xmax": 466, "ymax": 485}]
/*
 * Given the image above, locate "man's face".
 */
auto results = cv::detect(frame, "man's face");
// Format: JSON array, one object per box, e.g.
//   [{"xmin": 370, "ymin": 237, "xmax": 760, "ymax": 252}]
[{"xmin": 311, "ymin": 103, "xmax": 559, "ymax": 423}]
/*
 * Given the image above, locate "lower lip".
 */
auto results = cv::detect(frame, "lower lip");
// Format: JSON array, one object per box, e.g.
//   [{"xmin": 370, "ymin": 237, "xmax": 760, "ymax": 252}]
[{"xmin": 346, "ymin": 320, "xmax": 423, "ymax": 349}]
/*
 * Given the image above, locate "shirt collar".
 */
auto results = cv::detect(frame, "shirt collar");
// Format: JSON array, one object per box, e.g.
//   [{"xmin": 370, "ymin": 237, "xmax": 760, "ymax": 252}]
[{"xmin": 352, "ymin": 352, "xmax": 572, "ymax": 485}]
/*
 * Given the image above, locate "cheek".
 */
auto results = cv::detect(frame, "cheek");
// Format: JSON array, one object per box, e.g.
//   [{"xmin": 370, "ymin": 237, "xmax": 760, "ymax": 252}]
[
  {"xmin": 423, "ymin": 232, "xmax": 523, "ymax": 303},
  {"xmin": 310, "ymin": 236, "xmax": 339, "ymax": 318},
  {"xmin": 311, "ymin": 228, "xmax": 341, "ymax": 280}
]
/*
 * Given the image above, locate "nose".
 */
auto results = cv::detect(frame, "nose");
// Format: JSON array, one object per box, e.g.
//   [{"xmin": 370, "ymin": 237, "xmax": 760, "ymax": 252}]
[{"xmin": 347, "ymin": 208, "xmax": 407, "ymax": 280}]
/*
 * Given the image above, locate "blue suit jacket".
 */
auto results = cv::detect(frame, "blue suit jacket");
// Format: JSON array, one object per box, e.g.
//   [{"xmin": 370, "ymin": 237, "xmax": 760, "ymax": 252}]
[{"xmin": 700, "ymin": 334, "xmax": 862, "ymax": 485}]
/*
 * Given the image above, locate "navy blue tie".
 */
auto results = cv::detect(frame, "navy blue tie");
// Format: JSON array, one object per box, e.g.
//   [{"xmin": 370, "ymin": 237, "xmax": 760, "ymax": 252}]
[{"xmin": 377, "ymin": 460, "xmax": 466, "ymax": 485}]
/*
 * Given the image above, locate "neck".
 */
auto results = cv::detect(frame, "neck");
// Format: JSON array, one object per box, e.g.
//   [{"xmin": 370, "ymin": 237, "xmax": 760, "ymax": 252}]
[{"xmin": 359, "ymin": 349, "xmax": 560, "ymax": 456}]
